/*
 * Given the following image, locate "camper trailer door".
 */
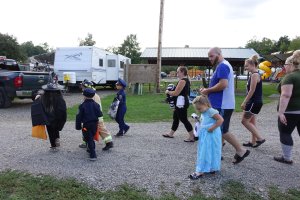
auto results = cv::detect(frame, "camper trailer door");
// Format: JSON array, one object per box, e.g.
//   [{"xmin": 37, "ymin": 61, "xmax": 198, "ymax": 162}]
[{"xmin": 106, "ymin": 55, "xmax": 119, "ymax": 81}]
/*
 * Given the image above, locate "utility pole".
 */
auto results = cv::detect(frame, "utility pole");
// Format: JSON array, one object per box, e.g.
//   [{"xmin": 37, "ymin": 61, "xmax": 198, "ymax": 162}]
[{"xmin": 156, "ymin": 0, "xmax": 165, "ymax": 93}]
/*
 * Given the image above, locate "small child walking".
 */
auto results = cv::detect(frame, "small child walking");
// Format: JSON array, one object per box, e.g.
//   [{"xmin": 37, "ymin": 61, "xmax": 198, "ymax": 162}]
[
  {"xmin": 79, "ymin": 80, "xmax": 113, "ymax": 150},
  {"xmin": 115, "ymin": 78, "xmax": 130, "ymax": 136},
  {"xmin": 76, "ymin": 88, "xmax": 102, "ymax": 161},
  {"xmin": 189, "ymin": 95, "xmax": 224, "ymax": 179}
]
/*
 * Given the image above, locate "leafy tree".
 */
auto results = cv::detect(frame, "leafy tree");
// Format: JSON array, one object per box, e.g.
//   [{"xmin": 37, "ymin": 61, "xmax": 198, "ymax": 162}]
[
  {"xmin": 105, "ymin": 46, "xmax": 119, "ymax": 54},
  {"xmin": 289, "ymin": 36, "xmax": 300, "ymax": 51},
  {"xmin": 0, "ymin": 33, "xmax": 25, "ymax": 61},
  {"xmin": 116, "ymin": 34, "xmax": 141, "ymax": 64},
  {"xmin": 40, "ymin": 42, "xmax": 50, "ymax": 52},
  {"xmin": 245, "ymin": 37, "xmax": 276, "ymax": 55},
  {"xmin": 79, "ymin": 33, "xmax": 96, "ymax": 46},
  {"xmin": 275, "ymin": 35, "xmax": 290, "ymax": 53},
  {"xmin": 20, "ymin": 41, "xmax": 48, "ymax": 57}
]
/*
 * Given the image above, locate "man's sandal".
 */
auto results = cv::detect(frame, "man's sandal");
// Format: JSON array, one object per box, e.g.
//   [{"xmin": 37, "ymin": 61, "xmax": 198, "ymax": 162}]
[
  {"xmin": 274, "ymin": 156, "xmax": 293, "ymax": 164},
  {"xmin": 233, "ymin": 150, "xmax": 250, "ymax": 164}
]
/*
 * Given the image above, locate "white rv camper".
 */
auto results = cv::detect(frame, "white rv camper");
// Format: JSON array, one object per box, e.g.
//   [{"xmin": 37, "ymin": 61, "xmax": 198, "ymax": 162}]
[{"xmin": 54, "ymin": 46, "xmax": 130, "ymax": 88}]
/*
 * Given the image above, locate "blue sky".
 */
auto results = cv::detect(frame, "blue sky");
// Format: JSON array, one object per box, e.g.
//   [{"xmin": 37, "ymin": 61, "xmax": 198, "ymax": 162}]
[{"xmin": 1, "ymin": 0, "xmax": 298, "ymax": 51}]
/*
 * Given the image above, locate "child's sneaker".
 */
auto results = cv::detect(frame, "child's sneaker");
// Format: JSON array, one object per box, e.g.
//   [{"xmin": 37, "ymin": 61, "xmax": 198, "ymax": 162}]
[
  {"xmin": 102, "ymin": 142, "xmax": 113, "ymax": 151},
  {"xmin": 124, "ymin": 126, "xmax": 130, "ymax": 134},
  {"xmin": 55, "ymin": 139, "xmax": 60, "ymax": 147},
  {"xmin": 115, "ymin": 132, "xmax": 124, "ymax": 137},
  {"xmin": 79, "ymin": 142, "xmax": 87, "ymax": 148},
  {"xmin": 89, "ymin": 157, "xmax": 97, "ymax": 161},
  {"xmin": 49, "ymin": 147, "xmax": 58, "ymax": 152}
]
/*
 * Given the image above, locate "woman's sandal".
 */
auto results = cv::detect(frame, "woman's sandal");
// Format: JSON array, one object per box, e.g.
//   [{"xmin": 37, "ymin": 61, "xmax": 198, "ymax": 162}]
[
  {"xmin": 162, "ymin": 134, "xmax": 174, "ymax": 138},
  {"xmin": 184, "ymin": 139, "xmax": 195, "ymax": 142},
  {"xmin": 233, "ymin": 150, "xmax": 250, "ymax": 164},
  {"xmin": 253, "ymin": 139, "xmax": 266, "ymax": 148},
  {"xmin": 243, "ymin": 142, "xmax": 254, "ymax": 147},
  {"xmin": 188, "ymin": 172, "xmax": 203, "ymax": 180},
  {"xmin": 274, "ymin": 156, "xmax": 293, "ymax": 164}
]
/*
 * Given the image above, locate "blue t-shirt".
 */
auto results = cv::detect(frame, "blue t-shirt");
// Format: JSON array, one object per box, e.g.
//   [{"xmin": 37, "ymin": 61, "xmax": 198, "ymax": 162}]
[{"xmin": 208, "ymin": 60, "xmax": 235, "ymax": 109}]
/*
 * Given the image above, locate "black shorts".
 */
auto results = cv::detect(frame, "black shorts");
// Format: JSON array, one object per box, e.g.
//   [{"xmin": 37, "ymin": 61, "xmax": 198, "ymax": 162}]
[
  {"xmin": 217, "ymin": 109, "xmax": 234, "ymax": 134},
  {"xmin": 245, "ymin": 102, "xmax": 263, "ymax": 115}
]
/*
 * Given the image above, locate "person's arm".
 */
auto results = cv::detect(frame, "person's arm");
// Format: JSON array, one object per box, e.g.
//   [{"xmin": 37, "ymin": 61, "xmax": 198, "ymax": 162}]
[
  {"xmin": 166, "ymin": 79, "xmax": 186, "ymax": 96},
  {"xmin": 241, "ymin": 73, "xmax": 259, "ymax": 109},
  {"xmin": 278, "ymin": 84, "xmax": 293, "ymax": 125},
  {"xmin": 200, "ymin": 79, "xmax": 227, "ymax": 95},
  {"xmin": 208, "ymin": 113, "xmax": 224, "ymax": 132}
]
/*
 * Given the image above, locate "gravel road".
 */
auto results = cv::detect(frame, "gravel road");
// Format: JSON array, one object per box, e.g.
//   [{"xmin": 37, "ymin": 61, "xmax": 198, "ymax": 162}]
[{"xmin": 0, "ymin": 91, "xmax": 300, "ymax": 199}]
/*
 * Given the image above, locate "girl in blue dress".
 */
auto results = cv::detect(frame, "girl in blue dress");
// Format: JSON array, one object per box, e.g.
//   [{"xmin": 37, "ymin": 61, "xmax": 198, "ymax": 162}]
[{"xmin": 189, "ymin": 95, "xmax": 224, "ymax": 179}]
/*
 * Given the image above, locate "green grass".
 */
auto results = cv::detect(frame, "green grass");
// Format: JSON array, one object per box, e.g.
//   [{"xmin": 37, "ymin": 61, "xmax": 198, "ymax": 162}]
[
  {"xmin": 1, "ymin": 171, "xmax": 299, "ymax": 200},
  {"xmin": 67, "ymin": 81, "xmax": 279, "ymax": 122}
]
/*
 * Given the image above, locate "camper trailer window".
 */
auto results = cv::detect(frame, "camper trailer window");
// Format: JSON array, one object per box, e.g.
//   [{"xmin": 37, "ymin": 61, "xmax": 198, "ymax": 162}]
[
  {"xmin": 108, "ymin": 59, "xmax": 116, "ymax": 67},
  {"xmin": 120, "ymin": 61, "xmax": 125, "ymax": 69},
  {"xmin": 99, "ymin": 59, "xmax": 103, "ymax": 67}
]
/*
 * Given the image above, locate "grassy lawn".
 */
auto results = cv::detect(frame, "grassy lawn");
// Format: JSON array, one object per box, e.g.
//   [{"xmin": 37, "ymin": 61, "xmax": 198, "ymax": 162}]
[
  {"xmin": 68, "ymin": 81, "xmax": 278, "ymax": 122},
  {"xmin": 1, "ymin": 170, "xmax": 299, "ymax": 200}
]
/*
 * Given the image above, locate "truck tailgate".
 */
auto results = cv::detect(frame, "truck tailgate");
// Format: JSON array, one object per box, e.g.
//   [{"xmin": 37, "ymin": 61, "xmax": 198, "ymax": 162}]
[{"xmin": 21, "ymin": 72, "xmax": 49, "ymax": 91}]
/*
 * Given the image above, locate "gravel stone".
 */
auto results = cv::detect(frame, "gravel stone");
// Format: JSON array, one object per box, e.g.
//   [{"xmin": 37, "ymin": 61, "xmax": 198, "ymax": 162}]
[{"xmin": 0, "ymin": 91, "xmax": 300, "ymax": 199}]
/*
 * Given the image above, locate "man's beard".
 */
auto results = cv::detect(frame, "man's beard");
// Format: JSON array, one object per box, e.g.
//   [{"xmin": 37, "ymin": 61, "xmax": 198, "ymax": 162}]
[{"xmin": 212, "ymin": 56, "xmax": 219, "ymax": 67}]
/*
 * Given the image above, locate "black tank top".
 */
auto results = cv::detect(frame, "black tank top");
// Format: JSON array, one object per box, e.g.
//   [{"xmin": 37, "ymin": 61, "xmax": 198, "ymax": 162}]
[{"xmin": 247, "ymin": 72, "xmax": 262, "ymax": 103}]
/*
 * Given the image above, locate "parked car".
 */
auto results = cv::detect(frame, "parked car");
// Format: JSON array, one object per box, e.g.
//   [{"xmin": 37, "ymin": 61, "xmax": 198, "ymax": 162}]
[
  {"xmin": 161, "ymin": 72, "xmax": 167, "ymax": 78},
  {"xmin": 0, "ymin": 59, "xmax": 50, "ymax": 108}
]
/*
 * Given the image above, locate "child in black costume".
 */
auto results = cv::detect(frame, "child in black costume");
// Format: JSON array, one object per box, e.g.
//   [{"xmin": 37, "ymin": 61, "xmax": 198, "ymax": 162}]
[{"xmin": 76, "ymin": 88, "xmax": 102, "ymax": 161}]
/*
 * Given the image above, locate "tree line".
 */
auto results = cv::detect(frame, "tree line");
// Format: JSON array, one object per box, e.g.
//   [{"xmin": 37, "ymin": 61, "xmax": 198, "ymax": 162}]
[
  {"xmin": 1, "ymin": 31, "xmax": 300, "ymax": 63},
  {"xmin": 78, "ymin": 33, "xmax": 142, "ymax": 64},
  {"xmin": 245, "ymin": 35, "xmax": 300, "ymax": 56},
  {"xmin": 0, "ymin": 32, "xmax": 142, "ymax": 64},
  {"xmin": 0, "ymin": 33, "xmax": 51, "ymax": 62}
]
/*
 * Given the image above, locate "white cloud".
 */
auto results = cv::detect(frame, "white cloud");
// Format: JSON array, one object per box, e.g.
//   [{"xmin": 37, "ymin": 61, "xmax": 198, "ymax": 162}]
[
  {"xmin": 0, "ymin": 0, "xmax": 299, "ymax": 51},
  {"xmin": 217, "ymin": 0, "xmax": 271, "ymax": 19}
]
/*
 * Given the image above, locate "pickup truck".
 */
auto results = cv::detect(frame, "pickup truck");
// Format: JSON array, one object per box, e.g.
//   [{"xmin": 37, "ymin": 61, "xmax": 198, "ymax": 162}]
[{"xmin": 0, "ymin": 59, "xmax": 50, "ymax": 108}]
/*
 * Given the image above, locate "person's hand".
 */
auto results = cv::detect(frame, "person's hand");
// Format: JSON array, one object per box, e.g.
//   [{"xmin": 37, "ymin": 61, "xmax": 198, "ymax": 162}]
[
  {"xmin": 165, "ymin": 90, "xmax": 169, "ymax": 95},
  {"xmin": 35, "ymin": 94, "xmax": 41, "ymax": 100},
  {"xmin": 200, "ymin": 88, "xmax": 209, "ymax": 95},
  {"xmin": 208, "ymin": 127, "xmax": 214, "ymax": 133},
  {"xmin": 241, "ymin": 101, "xmax": 246, "ymax": 110},
  {"xmin": 278, "ymin": 113, "xmax": 287, "ymax": 125}
]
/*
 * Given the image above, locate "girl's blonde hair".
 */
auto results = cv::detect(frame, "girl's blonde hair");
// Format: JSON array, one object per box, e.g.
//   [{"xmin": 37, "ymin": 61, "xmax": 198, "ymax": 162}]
[
  {"xmin": 292, "ymin": 50, "xmax": 300, "ymax": 69},
  {"xmin": 285, "ymin": 56, "xmax": 293, "ymax": 65},
  {"xmin": 192, "ymin": 95, "xmax": 211, "ymax": 108},
  {"xmin": 245, "ymin": 55, "xmax": 259, "ymax": 67}
]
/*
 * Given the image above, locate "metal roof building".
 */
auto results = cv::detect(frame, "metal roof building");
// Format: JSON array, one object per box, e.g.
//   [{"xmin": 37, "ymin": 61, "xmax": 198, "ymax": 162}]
[{"xmin": 141, "ymin": 47, "xmax": 259, "ymax": 67}]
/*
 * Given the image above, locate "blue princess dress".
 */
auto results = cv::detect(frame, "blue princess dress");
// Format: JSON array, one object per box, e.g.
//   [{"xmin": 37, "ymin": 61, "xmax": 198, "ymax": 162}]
[{"xmin": 196, "ymin": 108, "xmax": 222, "ymax": 173}]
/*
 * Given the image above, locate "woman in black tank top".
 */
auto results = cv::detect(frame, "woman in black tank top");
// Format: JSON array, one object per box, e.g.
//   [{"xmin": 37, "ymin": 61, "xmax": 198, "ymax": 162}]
[
  {"xmin": 241, "ymin": 56, "xmax": 265, "ymax": 148},
  {"xmin": 162, "ymin": 66, "xmax": 194, "ymax": 142}
]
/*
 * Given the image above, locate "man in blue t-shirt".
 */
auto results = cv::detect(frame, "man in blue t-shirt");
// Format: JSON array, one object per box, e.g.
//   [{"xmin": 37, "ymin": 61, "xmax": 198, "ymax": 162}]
[{"xmin": 200, "ymin": 47, "xmax": 250, "ymax": 164}]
